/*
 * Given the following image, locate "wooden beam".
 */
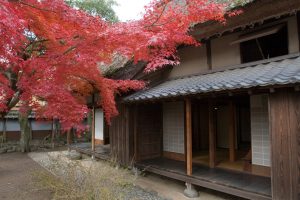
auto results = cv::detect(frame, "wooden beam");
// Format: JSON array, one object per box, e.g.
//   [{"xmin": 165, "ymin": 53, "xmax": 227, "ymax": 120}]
[
  {"xmin": 137, "ymin": 164, "xmax": 271, "ymax": 200},
  {"xmin": 91, "ymin": 107, "xmax": 95, "ymax": 152},
  {"xmin": 206, "ymin": 40, "xmax": 212, "ymax": 70},
  {"xmin": 133, "ymin": 105, "xmax": 138, "ymax": 161},
  {"xmin": 228, "ymin": 100, "xmax": 236, "ymax": 162},
  {"xmin": 297, "ymin": 11, "xmax": 300, "ymax": 52},
  {"xmin": 208, "ymin": 103, "xmax": 216, "ymax": 168},
  {"xmin": 185, "ymin": 99, "xmax": 193, "ymax": 176}
]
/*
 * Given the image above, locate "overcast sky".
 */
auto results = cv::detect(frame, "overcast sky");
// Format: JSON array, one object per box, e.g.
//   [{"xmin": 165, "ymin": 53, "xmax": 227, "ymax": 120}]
[{"xmin": 114, "ymin": 0, "xmax": 152, "ymax": 21}]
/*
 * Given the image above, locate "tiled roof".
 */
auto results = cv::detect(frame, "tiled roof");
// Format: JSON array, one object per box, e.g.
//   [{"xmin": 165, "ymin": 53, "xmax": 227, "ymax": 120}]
[
  {"xmin": 5, "ymin": 110, "xmax": 35, "ymax": 119},
  {"xmin": 124, "ymin": 54, "xmax": 300, "ymax": 102}
]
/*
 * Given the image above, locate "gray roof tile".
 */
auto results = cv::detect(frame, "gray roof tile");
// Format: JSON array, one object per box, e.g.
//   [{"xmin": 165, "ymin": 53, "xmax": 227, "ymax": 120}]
[{"xmin": 124, "ymin": 54, "xmax": 300, "ymax": 102}]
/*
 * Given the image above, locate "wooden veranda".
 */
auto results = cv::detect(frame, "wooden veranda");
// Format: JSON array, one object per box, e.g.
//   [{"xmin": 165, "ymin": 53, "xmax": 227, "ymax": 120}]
[
  {"xmin": 69, "ymin": 143, "xmax": 110, "ymax": 160},
  {"xmin": 137, "ymin": 157, "xmax": 271, "ymax": 200}
]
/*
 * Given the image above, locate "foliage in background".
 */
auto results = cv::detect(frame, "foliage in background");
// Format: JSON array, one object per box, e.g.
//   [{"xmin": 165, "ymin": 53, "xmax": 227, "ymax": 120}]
[{"xmin": 65, "ymin": 0, "xmax": 119, "ymax": 22}]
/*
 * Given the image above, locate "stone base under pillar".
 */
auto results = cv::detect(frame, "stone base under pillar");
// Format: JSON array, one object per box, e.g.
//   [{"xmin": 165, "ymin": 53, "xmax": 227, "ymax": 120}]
[{"xmin": 184, "ymin": 183, "xmax": 199, "ymax": 198}]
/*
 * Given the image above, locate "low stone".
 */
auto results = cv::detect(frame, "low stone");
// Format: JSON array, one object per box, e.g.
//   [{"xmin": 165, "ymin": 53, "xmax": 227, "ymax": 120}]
[
  {"xmin": 0, "ymin": 147, "xmax": 7, "ymax": 154},
  {"xmin": 15, "ymin": 146, "xmax": 21, "ymax": 152},
  {"xmin": 183, "ymin": 183, "xmax": 199, "ymax": 198},
  {"xmin": 68, "ymin": 150, "xmax": 82, "ymax": 160},
  {"xmin": 132, "ymin": 167, "xmax": 142, "ymax": 177},
  {"xmin": 7, "ymin": 148, "xmax": 16, "ymax": 153},
  {"xmin": 30, "ymin": 146, "xmax": 38, "ymax": 151}
]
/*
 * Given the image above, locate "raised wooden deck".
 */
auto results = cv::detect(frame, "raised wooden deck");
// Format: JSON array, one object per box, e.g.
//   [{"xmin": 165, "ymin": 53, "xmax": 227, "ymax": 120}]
[
  {"xmin": 137, "ymin": 157, "xmax": 271, "ymax": 200},
  {"xmin": 69, "ymin": 143, "xmax": 110, "ymax": 160}
]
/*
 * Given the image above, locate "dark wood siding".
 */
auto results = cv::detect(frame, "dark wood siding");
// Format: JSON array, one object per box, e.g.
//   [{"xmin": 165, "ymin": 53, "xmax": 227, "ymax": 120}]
[
  {"xmin": 32, "ymin": 130, "xmax": 51, "ymax": 140},
  {"xmin": 136, "ymin": 104, "xmax": 162, "ymax": 161},
  {"xmin": 109, "ymin": 104, "xmax": 133, "ymax": 166},
  {"xmin": 269, "ymin": 90, "xmax": 300, "ymax": 200}
]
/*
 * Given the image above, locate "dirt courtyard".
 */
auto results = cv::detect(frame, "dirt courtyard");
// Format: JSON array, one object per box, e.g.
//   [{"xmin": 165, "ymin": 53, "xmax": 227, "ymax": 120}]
[{"xmin": 0, "ymin": 152, "xmax": 53, "ymax": 200}]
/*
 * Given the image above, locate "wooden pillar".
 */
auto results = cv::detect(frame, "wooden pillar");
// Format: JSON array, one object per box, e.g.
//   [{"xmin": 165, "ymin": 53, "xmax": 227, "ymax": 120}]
[
  {"xmin": 67, "ymin": 129, "xmax": 71, "ymax": 151},
  {"xmin": 297, "ymin": 11, "xmax": 300, "ymax": 52},
  {"xmin": 3, "ymin": 118, "xmax": 6, "ymax": 142},
  {"xmin": 51, "ymin": 119, "xmax": 55, "ymax": 149},
  {"xmin": 133, "ymin": 105, "xmax": 138, "ymax": 161},
  {"xmin": 269, "ymin": 91, "xmax": 300, "ymax": 200},
  {"xmin": 206, "ymin": 40, "xmax": 212, "ymax": 70},
  {"xmin": 228, "ymin": 100, "xmax": 236, "ymax": 162},
  {"xmin": 185, "ymin": 99, "xmax": 192, "ymax": 176},
  {"xmin": 29, "ymin": 119, "xmax": 32, "ymax": 140},
  {"xmin": 91, "ymin": 107, "xmax": 95, "ymax": 152},
  {"xmin": 208, "ymin": 103, "xmax": 216, "ymax": 168}
]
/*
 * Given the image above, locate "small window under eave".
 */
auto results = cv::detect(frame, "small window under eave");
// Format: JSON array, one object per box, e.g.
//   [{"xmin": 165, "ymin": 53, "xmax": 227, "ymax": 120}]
[
  {"xmin": 238, "ymin": 24, "xmax": 288, "ymax": 63},
  {"xmin": 230, "ymin": 24, "xmax": 285, "ymax": 45}
]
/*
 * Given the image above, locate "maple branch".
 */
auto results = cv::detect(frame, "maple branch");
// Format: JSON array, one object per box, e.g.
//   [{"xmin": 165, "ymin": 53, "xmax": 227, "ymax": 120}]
[
  {"xmin": 144, "ymin": 2, "xmax": 168, "ymax": 28},
  {"xmin": 7, "ymin": 91, "xmax": 20, "ymax": 109},
  {"xmin": 69, "ymin": 75, "xmax": 99, "ymax": 92},
  {"xmin": 148, "ymin": 18, "xmax": 177, "ymax": 28},
  {"xmin": 19, "ymin": 1, "xmax": 57, "ymax": 13},
  {"xmin": 63, "ymin": 46, "xmax": 77, "ymax": 55}
]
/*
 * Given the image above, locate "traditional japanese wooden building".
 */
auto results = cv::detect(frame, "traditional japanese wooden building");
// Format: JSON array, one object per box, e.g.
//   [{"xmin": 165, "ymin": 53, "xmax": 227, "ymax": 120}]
[
  {"xmin": 0, "ymin": 109, "xmax": 54, "ymax": 142},
  {"xmin": 75, "ymin": 0, "xmax": 300, "ymax": 199}
]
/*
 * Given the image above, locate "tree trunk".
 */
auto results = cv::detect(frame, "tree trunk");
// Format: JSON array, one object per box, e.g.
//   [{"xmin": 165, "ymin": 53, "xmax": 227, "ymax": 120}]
[{"xmin": 19, "ymin": 113, "xmax": 31, "ymax": 152}]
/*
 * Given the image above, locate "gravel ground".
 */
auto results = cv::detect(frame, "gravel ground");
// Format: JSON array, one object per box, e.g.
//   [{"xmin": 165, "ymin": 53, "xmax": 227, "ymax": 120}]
[
  {"xmin": 28, "ymin": 151, "xmax": 166, "ymax": 200},
  {"xmin": 0, "ymin": 152, "xmax": 53, "ymax": 200}
]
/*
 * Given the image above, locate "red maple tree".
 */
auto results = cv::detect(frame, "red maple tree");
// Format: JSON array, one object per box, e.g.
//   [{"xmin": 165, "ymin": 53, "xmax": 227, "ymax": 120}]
[{"xmin": 0, "ymin": 0, "xmax": 236, "ymax": 135}]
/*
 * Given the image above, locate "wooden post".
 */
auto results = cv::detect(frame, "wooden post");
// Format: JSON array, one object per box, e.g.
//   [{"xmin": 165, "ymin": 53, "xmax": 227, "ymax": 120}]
[
  {"xmin": 208, "ymin": 103, "xmax": 216, "ymax": 168},
  {"xmin": 91, "ymin": 107, "xmax": 95, "ymax": 152},
  {"xmin": 228, "ymin": 100, "xmax": 236, "ymax": 162},
  {"xmin": 206, "ymin": 40, "xmax": 212, "ymax": 70},
  {"xmin": 29, "ymin": 119, "xmax": 32, "ymax": 141},
  {"xmin": 133, "ymin": 105, "xmax": 138, "ymax": 161},
  {"xmin": 3, "ymin": 118, "xmax": 6, "ymax": 143},
  {"xmin": 67, "ymin": 129, "xmax": 71, "ymax": 151},
  {"xmin": 185, "ymin": 99, "xmax": 192, "ymax": 176},
  {"xmin": 51, "ymin": 119, "xmax": 55, "ymax": 149}
]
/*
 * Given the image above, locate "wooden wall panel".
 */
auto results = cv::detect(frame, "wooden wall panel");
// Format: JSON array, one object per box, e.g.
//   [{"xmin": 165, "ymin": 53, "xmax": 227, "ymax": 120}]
[
  {"xmin": 269, "ymin": 91, "xmax": 300, "ymax": 200},
  {"xmin": 32, "ymin": 130, "xmax": 52, "ymax": 140},
  {"xmin": 288, "ymin": 92, "xmax": 300, "ymax": 200},
  {"xmin": 109, "ymin": 104, "xmax": 133, "ymax": 166}
]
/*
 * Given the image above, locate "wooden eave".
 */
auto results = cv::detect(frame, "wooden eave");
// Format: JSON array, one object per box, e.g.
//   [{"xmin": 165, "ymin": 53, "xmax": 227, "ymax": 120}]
[{"xmin": 192, "ymin": 0, "xmax": 300, "ymax": 40}]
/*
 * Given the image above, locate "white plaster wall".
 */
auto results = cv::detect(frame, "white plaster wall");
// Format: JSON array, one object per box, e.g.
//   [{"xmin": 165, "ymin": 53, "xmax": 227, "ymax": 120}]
[
  {"xmin": 163, "ymin": 102, "xmax": 185, "ymax": 154},
  {"xmin": 95, "ymin": 109, "xmax": 104, "ymax": 140},
  {"xmin": 251, "ymin": 95, "xmax": 270, "ymax": 167},
  {"xmin": 168, "ymin": 45, "xmax": 208, "ymax": 78},
  {"xmin": 211, "ymin": 33, "xmax": 241, "ymax": 69},
  {"xmin": 31, "ymin": 121, "xmax": 52, "ymax": 130},
  {"xmin": 288, "ymin": 16, "xmax": 300, "ymax": 54},
  {"xmin": 6, "ymin": 119, "xmax": 20, "ymax": 131}
]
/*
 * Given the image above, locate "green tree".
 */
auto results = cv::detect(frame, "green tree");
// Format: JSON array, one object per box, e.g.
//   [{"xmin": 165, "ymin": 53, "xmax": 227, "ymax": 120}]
[{"xmin": 65, "ymin": 0, "xmax": 119, "ymax": 22}]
